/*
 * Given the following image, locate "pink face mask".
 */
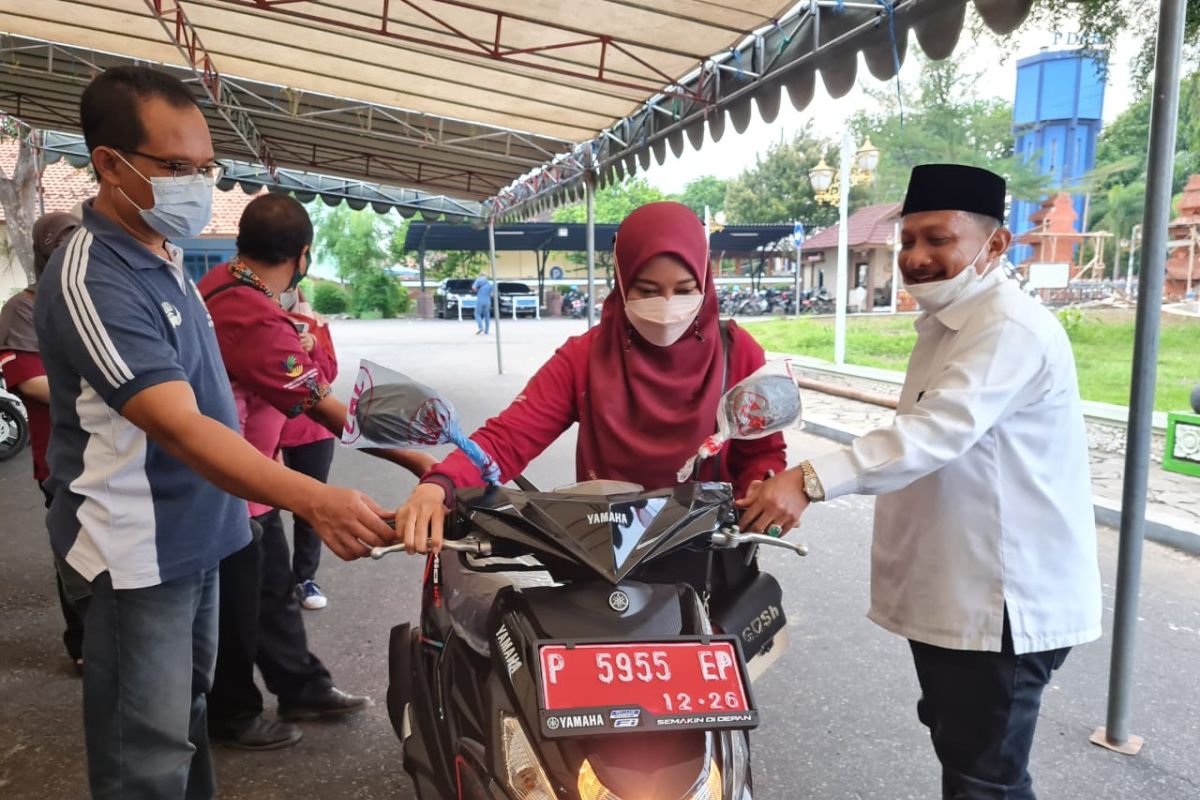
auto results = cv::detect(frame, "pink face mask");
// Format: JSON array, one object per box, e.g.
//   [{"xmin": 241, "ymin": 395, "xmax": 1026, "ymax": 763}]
[{"xmin": 623, "ymin": 294, "xmax": 705, "ymax": 346}]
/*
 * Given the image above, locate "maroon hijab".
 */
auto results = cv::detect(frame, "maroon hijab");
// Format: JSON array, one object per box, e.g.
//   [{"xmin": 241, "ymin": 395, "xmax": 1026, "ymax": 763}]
[{"xmin": 578, "ymin": 202, "xmax": 724, "ymax": 490}]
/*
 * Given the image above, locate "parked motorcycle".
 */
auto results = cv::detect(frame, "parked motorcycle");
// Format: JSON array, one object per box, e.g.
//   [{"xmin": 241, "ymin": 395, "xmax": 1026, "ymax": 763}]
[
  {"xmin": 0, "ymin": 353, "xmax": 30, "ymax": 462},
  {"xmin": 376, "ymin": 479, "xmax": 805, "ymax": 800}
]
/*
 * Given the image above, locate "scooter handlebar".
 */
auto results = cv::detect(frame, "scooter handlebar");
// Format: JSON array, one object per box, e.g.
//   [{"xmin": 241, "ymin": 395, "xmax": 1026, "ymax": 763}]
[{"xmin": 369, "ymin": 536, "xmax": 493, "ymax": 561}]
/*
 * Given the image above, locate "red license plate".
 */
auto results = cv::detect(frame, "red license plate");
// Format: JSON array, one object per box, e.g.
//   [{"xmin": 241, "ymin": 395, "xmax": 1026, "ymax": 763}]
[{"xmin": 537, "ymin": 640, "xmax": 752, "ymax": 727}]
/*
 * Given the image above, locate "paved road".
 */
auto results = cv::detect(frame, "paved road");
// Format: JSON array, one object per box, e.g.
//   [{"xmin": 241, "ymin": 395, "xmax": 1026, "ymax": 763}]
[{"xmin": 1, "ymin": 318, "xmax": 1198, "ymax": 799}]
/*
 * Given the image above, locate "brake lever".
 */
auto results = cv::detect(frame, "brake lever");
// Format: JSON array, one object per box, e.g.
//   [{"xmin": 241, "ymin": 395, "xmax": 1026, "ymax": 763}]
[
  {"xmin": 711, "ymin": 529, "xmax": 808, "ymax": 557},
  {"xmin": 370, "ymin": 537, "xmax": 493, "ymax": 560},
  {"xmin": 371, "ymin": 518, "xmax": 492, "ymax": 560}
]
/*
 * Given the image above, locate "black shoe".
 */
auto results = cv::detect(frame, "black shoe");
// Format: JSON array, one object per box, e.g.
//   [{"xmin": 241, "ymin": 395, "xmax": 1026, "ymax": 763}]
[
  {"xmin": 278, "ymin": 686, "xmax": 371, "ymax": 721},
  {"xmin": 211, "ymin": 716, "xmax": 303, "ymax": 751}
]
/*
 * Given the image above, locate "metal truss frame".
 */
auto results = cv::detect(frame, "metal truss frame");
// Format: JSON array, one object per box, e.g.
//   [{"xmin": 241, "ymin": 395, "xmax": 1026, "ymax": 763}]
[
  {"xmin": 204, "ymin": 0, "xmax": 719, "ymax": 104},
  {"xmin": 145, "ymin": 0, "xmax": 280, "ymax": 176},
  {"xmin": 0, "ymin": 33, "xmax": 568, "ymax": 201},
  {"xmin": 38, "ymin": 130, "xmax": 485, "ymax": 219}
]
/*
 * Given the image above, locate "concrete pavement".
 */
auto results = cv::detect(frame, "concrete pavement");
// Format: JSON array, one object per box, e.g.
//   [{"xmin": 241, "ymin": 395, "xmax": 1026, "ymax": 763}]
[{"xmin": 0, "ymin": 318, "xmax": 1197, "ymax": 799}]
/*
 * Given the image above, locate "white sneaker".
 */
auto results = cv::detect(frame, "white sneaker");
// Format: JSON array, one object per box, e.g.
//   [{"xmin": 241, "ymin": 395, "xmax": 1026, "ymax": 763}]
[{"xmin": 297, "ymin": 580, "xmax": 328, "ymax": 610}]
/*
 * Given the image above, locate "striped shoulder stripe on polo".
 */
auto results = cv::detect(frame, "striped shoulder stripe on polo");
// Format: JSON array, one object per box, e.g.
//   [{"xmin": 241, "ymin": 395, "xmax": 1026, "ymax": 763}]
[{"xmin": 62, "ymin": 229, "xmax": 135, "ymax": 388}]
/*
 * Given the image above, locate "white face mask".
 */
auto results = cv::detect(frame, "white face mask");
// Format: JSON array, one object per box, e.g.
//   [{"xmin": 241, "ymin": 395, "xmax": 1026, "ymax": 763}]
[
  {"xmin": 903, "ymin": 235, "xmax": 995, "ymax": 313},
  {"xmin": 624, "ymin": 293, "xmax": 704, "ymax": 347}
]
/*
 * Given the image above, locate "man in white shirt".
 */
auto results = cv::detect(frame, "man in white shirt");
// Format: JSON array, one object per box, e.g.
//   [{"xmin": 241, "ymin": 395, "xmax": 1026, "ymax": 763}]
[{"xmin": 739, "ymin": 163, "xmax": 1102, "ymax": 800}]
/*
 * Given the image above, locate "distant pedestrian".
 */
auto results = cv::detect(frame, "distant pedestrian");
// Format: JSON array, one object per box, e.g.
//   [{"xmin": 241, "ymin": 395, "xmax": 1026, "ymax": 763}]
[
  {"xmin": 473, "ymin": 272, "xmax": 493, "ymax": 335},
  {"xmin": 850, "ymin": 283, "xmax": 867, "ymax": 312}
]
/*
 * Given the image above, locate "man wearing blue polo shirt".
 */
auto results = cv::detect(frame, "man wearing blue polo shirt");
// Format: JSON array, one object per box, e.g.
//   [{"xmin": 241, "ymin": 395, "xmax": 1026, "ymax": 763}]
[{"xmin": 35, "ymin": 67, "xmax": 401, "ymax": 799}]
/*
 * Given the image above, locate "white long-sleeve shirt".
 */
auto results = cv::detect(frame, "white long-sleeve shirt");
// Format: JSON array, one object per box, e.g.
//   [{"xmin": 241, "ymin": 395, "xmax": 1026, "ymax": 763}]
[{"xmin": 809, "ymin": 268, "xmax": 1102, "ymax": 654}]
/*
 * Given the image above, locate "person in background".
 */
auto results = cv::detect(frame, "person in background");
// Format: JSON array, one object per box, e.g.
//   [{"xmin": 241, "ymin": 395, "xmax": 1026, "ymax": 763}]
[
  {"xmin": 279, "ymin": 286, "xmax": 338, "ymax": 610},
  {"xmin": 738, "ymin": 164, "xmax": 1102, "ymax": 800},
  {"xmin": 850, "ymin": 282, "xmax": 868, "ymax": 312},
  {"xmin": 472, "ymin": 270, "xmax": 493, "ymax": 335},
  {"xmin": 35, "ymin": 65, "xmax": 400, "ymax": 798},
  {"xmin": 200, "ymin": 193, "xmax": 434, "ymax": 750},
  {"xmin": 0, "ymin": 211, "xmax": 83, "ymax": 671}
]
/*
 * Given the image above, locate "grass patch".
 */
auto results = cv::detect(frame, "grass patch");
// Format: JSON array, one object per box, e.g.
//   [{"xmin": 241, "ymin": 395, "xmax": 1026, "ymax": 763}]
[{"xmin": 742, "ymin": 311, "xmax": 1200, "ymax": 412}]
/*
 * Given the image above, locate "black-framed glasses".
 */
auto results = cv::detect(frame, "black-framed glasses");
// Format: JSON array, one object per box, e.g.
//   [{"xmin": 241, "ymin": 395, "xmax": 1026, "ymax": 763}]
[{"xmin": 121, "ymin": 149, "xmax": 224, "ymax": 183}]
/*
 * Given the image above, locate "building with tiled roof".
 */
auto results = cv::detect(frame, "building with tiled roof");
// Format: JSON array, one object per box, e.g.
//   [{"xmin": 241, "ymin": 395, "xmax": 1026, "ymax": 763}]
[
  {"xmin": 1165, "ymin": 174, "xmax": 1200, "ymax": 299},
  {"xmin": 1, "ymin": 141, "xmax": 264, "ymax": 297},
  {"xmin": 799, "ymin": 203, "xmax": 903, "ymax": 311}
]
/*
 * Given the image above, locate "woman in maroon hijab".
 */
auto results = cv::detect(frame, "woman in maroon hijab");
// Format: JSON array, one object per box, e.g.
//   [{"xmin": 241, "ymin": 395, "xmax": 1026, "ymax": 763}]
[{"xmin": 396, "ymin": 201, "xmax": 786, "ymax": 552}]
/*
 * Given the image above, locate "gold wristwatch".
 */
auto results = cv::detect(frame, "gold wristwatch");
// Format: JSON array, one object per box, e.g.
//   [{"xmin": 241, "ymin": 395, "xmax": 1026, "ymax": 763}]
[{"xmin": 798, "ymin": 460, "xmax": 825, "ymax": 502}]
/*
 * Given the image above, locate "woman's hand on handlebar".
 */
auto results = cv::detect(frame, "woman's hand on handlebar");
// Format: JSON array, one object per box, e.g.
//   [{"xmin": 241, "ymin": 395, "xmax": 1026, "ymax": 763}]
[{"xmin": 394, "ymin": 482, "xmax": 448, "ymax": 555}]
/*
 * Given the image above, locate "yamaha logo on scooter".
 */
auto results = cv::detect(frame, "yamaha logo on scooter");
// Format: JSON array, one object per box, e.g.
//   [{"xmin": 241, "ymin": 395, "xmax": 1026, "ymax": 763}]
[{"xmin": 608, "ymin": 590, "xmax": 630, "ymax": 612}]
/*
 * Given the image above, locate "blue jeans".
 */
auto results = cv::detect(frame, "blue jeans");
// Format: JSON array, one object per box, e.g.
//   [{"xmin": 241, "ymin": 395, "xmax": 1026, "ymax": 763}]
[
  {"xmin": 83, "ymin": 567, "xmax": 220, "ymax": 800},
  {"xmin": 475, "ymin": 298, "xmax": 491, "ymax": 333}
]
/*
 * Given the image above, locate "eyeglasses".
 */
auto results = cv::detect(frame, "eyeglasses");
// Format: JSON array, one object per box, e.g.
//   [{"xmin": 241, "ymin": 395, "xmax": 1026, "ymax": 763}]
[{"xmin": 120, "ymin": 149, "xmax": 224, "ymax": 182}]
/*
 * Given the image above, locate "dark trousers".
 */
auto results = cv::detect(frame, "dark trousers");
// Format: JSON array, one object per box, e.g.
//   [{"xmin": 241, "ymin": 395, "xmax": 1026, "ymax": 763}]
[
  {"xmin": 281, "ymin": 438, "xmax": 334, "ymax": 583},
  {"xmin": 908, "ymin": 614, "xmax": 1070, "ymax": 800},
  {"xmin": 40, "ymin": 481, "xmax": 86, "ymax": 661},
  {"xmin": 208, "ymin": 511, "xmax": 333, "ymax": 730}
]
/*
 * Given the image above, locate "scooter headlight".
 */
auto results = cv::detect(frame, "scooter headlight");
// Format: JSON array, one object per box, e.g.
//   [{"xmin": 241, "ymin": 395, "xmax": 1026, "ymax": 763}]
[
  {"xmin": 577, "ymin": 758, "xmax": 723, "ymax": 800},
  {"xmin": 501, "ymin": 715, "xmax": 557, "ymax": 800}
]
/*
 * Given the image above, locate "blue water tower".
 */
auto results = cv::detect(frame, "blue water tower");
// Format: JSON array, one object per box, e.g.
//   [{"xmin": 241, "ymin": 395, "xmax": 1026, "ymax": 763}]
[{"xmin": 1009, "ymin": 50, "xmax": 1106, "ymax": 264}]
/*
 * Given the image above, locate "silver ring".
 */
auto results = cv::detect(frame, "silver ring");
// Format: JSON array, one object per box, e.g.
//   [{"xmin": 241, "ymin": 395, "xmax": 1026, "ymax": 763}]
[{"xmin": 766, "ymin": 524, "xmax": 783, "ymax": 537}]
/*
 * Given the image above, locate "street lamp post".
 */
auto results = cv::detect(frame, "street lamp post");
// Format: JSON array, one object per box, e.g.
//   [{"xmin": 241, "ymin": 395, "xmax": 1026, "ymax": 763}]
[{"xmin": 808, "ymin": 134, "xmax": 880, "ymax": 365}]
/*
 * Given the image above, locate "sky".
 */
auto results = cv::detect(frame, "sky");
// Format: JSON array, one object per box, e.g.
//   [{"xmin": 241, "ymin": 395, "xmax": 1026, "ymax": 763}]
[{"xmin": 637, "ymin": 9, "xmax": 1147, "ymax": 194}]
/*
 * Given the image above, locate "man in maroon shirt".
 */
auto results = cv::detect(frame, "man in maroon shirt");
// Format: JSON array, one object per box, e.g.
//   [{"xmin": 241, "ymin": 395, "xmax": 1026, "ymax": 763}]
[
  {"xmin": 199, "ymin": 194, "xmax": 433, "ymax": 749},
  {"xmin": 0, "ymin": 211, "xmax": 83, "ymax": 669}
]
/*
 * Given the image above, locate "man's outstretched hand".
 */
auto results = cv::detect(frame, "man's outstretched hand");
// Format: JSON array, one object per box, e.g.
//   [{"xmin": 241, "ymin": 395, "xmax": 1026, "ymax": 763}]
[
  {"xmin": 298, "ymin": 485, "xmax": 397, "ymax": 561},
  {"xmin": 736, "ymin": 468, "xmax": 811, "ymax": 535}
]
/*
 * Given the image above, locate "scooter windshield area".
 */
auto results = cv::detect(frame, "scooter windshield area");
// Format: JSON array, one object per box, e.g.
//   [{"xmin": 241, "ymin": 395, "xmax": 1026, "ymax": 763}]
[{"xmin": 456, "ymin": 482, "xmax": 733, "ymax": 584}]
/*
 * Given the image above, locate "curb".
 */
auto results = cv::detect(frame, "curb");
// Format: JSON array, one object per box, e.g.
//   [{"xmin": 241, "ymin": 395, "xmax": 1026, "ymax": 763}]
[{"xmin": 801, "ymin": 419, "xmax": 1200, "ymax": 558}]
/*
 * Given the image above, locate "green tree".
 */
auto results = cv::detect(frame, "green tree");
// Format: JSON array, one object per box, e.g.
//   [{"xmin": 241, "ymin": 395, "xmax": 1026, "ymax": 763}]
[
  {"xmin": 551, "ymin": 177, "xmax": 667, "ymax": 224},
  {"xmin": 676, "ymin": 175, "xmax": 729, "ymax": 218},
  {"xmin": 310, "ymin": 202, "xmax": 410, "ymax": 318},
  {"xmin": 722, "ymin": 124, "xmax": 845, "ymax": 227},
  {"xmin": 311, "ymin": 281, "xmax": 349, "ymax": 314},
  {"xmin": 429, "ymin": 250, "xmax": 488, "ymax": 281},
  {"xmin": 1027, "ymin": 1, "xmax": 1199, "ymax": 90},
  {"xmin": 849, "ymin": 54, "xmax": 1047, "ymax": 205},
  {"xmin": 550, "ymin": 177, "xmax": 667, "ymax": 285},
  {"xmin": 1082, "ymin": 70, "xmax": 1200, "ymax": 274}
]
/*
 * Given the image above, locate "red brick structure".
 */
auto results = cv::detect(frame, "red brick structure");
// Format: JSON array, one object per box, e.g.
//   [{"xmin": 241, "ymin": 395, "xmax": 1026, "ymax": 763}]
[
  {"xmin": 1165, "ymin": 174, "xmax": 1200, "ymax": 300},
  {"xmin": 1017, "ymin": 192, "xmax": 1083, "ymax": 275}
]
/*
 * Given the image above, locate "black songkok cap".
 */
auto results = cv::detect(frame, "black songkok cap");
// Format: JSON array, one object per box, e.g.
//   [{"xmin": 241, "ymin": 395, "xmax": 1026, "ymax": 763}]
[{"xmin": 900, "ymin": 164, "xmax": 1007, "ymax": 224}]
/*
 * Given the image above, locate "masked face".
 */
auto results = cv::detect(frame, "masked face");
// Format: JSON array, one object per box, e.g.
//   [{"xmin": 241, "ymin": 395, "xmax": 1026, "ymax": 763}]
[
  {"xmin": 903, "ymin": 234, "xmax": 995, "ymax": 313},
  {"xmin": 620, "ymin": 253, "xmax": 705, "ymax": 347},
  {"xmin": 113, "ymin": 151, "xmax": 214, "ymax": 240}
]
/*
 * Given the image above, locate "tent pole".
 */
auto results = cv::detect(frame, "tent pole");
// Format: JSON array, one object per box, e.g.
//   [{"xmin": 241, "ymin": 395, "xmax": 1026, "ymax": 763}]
[
  {"xmin": 1091, "ymin": 0, "xmax": 1186, "ymax": 756},
  {"xmin": 489, "ymin": 217, "xmax": 503, "ymax": 375},
  {"xmin": 586, "ymin": 170, "xmax": 597, "ymax": 328}
]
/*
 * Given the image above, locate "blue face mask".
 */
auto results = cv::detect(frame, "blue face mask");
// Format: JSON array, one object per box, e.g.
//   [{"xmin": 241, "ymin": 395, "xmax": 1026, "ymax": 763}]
[{"xmin": 115, "ymin": 152, "xmax": 214, "ymax": 240}]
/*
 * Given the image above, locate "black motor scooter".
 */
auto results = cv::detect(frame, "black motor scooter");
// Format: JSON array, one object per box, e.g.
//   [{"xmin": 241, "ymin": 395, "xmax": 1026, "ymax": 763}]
[{"xmin": 375, "ymin": 479, "xmax": 806, "ymax": 800}]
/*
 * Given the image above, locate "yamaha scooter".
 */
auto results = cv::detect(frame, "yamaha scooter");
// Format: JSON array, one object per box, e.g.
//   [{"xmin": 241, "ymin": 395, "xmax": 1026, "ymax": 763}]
[{"xmin": 375, "ymin": 479, "xmax": 806, "ymax": 800}]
